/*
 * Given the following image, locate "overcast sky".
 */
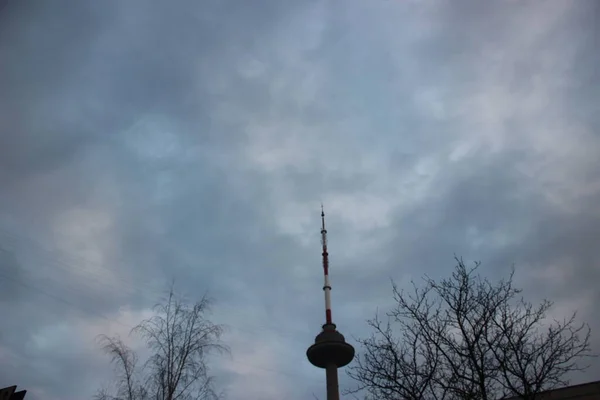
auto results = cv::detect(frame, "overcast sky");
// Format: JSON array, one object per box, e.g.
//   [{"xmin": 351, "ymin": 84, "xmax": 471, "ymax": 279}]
[{"xmin": 1, "ymin": 0, "xmax": 599, "ymax": 399}]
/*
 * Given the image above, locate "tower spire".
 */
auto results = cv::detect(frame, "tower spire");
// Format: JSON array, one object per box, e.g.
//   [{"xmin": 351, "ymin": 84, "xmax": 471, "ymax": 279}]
[{"xmin": 321, "ymin": 206, "xmax": 332, "ymax": 325}]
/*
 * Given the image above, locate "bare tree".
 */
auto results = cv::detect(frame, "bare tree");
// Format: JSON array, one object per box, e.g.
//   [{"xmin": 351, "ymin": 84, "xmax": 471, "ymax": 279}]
[
  {"xmin": 95, "ymin": 335, "xmax": 145, "ymax": 400},
  {"xmin": 96, "ymin": 287, "xmax": 229, "ymax": 400},
  {"xmin": 347, "ymin": 258, "xmax": 594, "ymax": 400}
]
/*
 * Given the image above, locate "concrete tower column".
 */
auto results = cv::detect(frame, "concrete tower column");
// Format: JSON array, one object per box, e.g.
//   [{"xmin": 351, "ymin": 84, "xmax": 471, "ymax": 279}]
[{"xmin": 325, "ymin": 364, "xmax": 340, "ymax": 400}]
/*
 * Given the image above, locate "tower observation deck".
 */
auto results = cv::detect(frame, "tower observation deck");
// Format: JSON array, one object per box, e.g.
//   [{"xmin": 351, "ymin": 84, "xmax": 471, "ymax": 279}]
[{"xmin": 306, "ymin": 207, "xmax": 355, "ymax": 400}]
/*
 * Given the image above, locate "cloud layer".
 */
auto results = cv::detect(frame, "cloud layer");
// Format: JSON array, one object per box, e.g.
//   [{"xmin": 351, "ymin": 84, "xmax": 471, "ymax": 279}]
[{"xmin": 1, "ymin": 0, "xmax": 599, "ymax": 399}]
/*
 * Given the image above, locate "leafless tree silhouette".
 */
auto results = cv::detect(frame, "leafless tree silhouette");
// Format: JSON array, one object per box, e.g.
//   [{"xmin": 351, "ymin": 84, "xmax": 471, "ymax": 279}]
[
  {"xmin": 96, "ymin": 287, "xmax": 228, "ymax": 400},
  {"xmin": 347, "ymin": 258, "xmax": 594, "ymax": 400}
]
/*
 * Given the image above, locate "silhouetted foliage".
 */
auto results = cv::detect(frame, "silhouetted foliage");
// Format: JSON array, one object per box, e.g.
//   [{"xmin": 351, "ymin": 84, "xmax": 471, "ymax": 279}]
[
  {"xmin": 96, "ymin": 287, "xmax": 228, "ymax": 400},
  {"xmin": 347, "ymin": 257, "xmax": 594, "ymax": 400}
]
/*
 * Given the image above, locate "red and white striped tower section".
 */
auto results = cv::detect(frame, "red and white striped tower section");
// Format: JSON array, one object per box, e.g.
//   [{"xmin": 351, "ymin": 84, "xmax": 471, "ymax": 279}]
[
  {"xmin": 307, "ymin": 206, "xmax": 355, "ymax": 400},
  {"xmin": 321, "ymin": 206, "xmax": 333, "ymax": 325}
]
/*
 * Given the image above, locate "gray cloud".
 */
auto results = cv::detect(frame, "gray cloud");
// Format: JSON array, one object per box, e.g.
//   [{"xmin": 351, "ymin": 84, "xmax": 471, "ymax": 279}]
[{"xmin": 1, "ymin": 0, "xmax": 599, "ymax": 399}]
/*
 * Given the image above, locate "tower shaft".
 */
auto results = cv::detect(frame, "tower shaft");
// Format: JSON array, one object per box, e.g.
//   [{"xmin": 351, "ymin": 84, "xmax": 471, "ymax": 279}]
[{"xmin": 325, "ymin": 364, "xmax": 340, "ymax": 400}]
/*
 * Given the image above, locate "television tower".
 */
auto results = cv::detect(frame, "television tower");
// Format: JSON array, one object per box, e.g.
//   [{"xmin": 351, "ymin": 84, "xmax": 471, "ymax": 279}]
[{"xmin": 307, "ymin": 206, "xmax": 355, "ymax": 400}]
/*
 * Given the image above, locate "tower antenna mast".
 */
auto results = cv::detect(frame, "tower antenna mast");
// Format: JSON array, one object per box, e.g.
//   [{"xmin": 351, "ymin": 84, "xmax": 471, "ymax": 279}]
[{"xmin": 321, "ymin": 204, "xmax": 333, "ymax": 325}]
